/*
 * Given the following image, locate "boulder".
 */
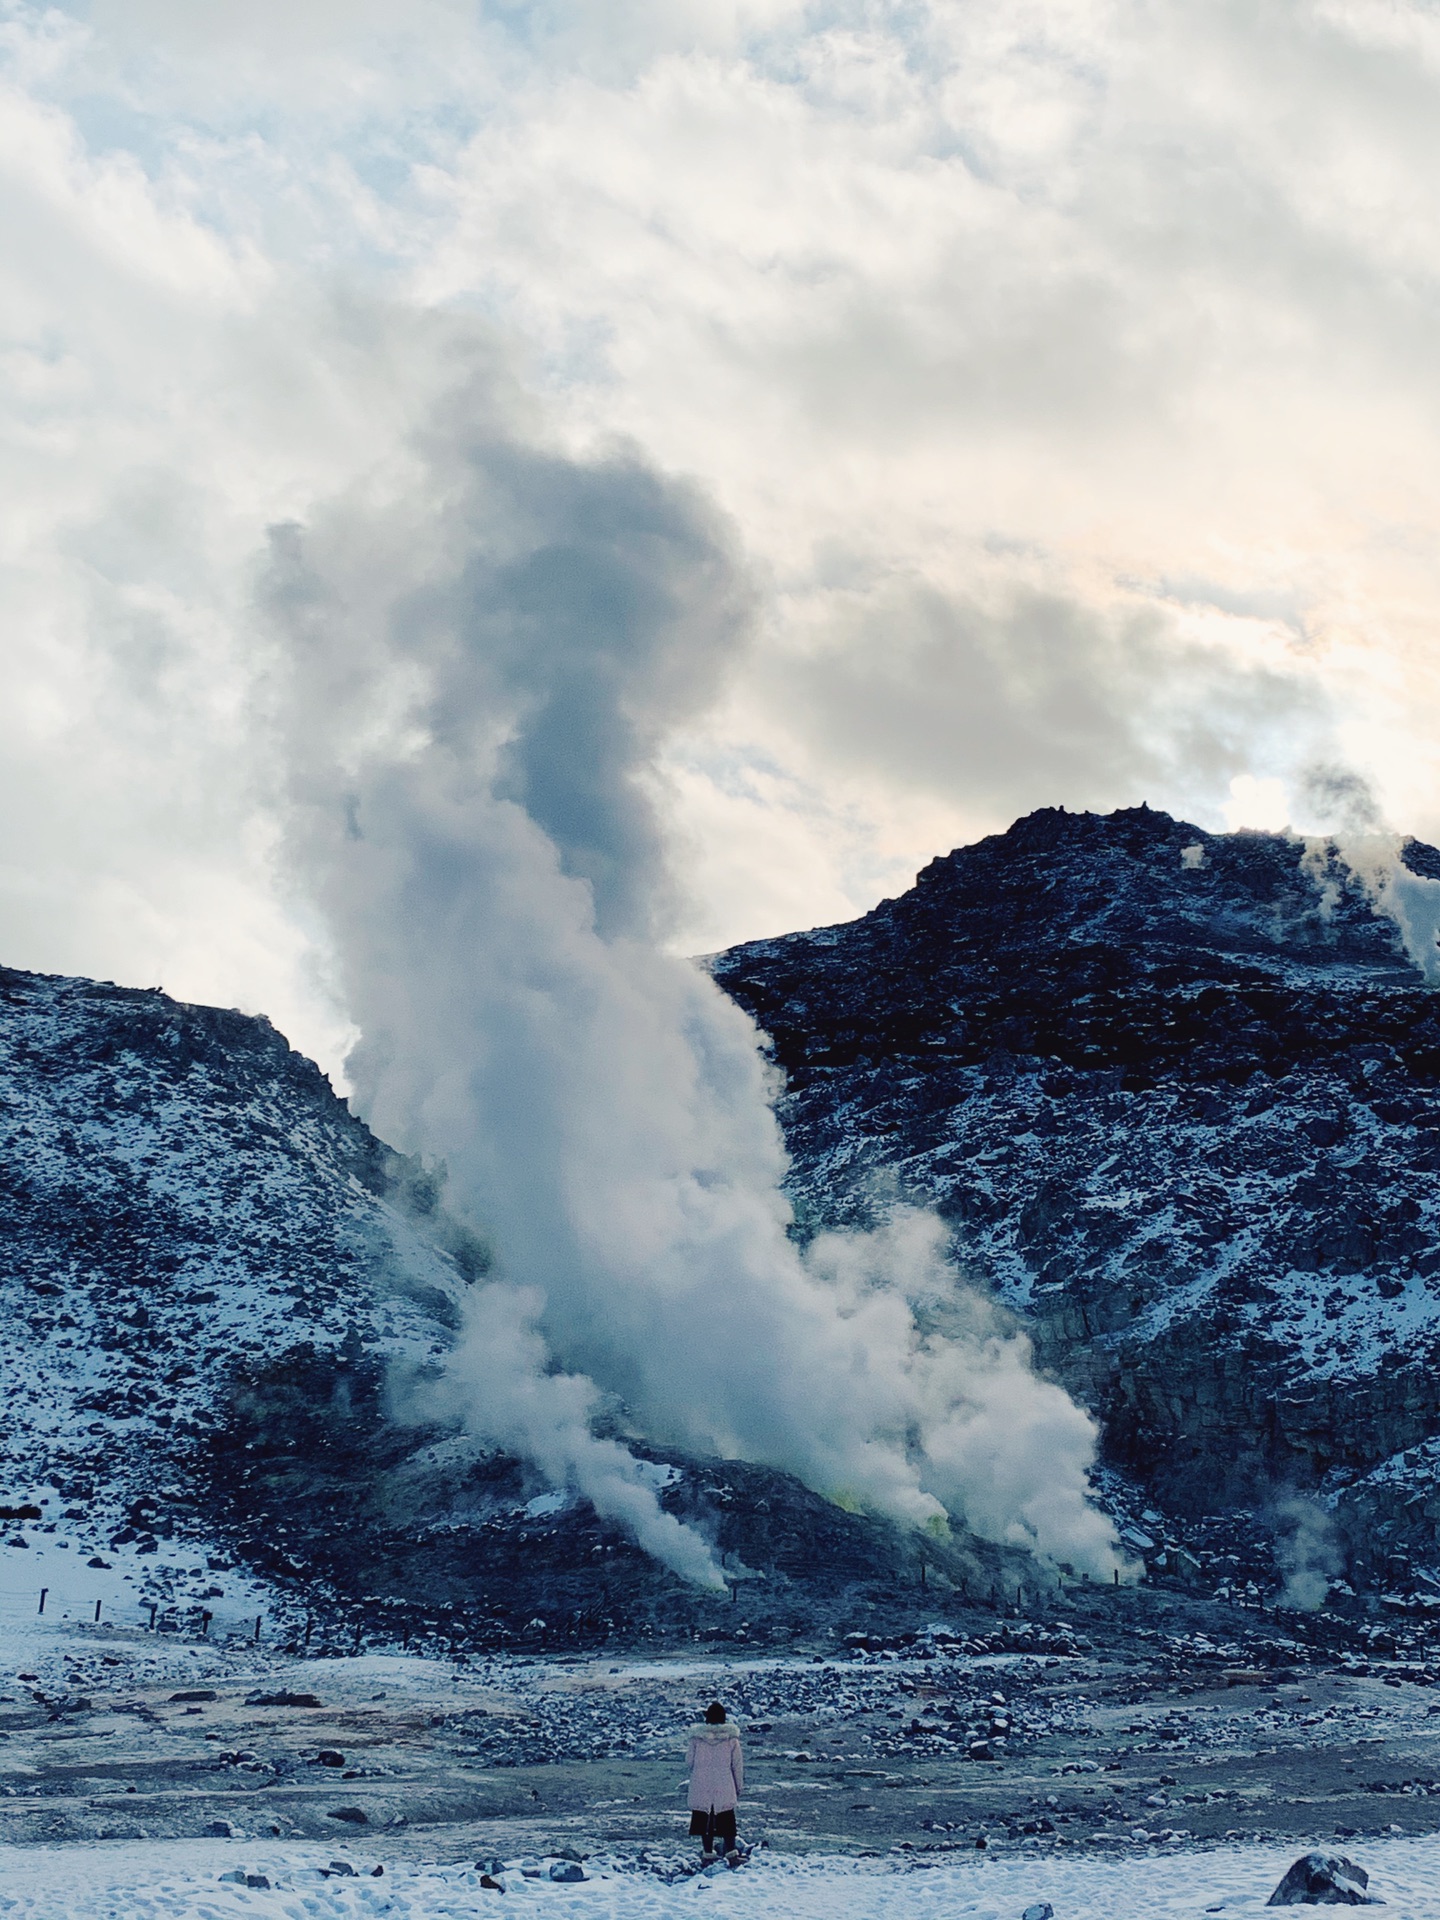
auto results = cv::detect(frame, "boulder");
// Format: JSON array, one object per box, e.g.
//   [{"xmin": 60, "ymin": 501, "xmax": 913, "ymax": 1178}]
[
  {"xmin": 549, "ymin": 1861, "xmax": 585, "ymax": 1883},
  {"xmin": 1267, "ymin": 1853, "xmax": 1382, "ymax": 1906}
]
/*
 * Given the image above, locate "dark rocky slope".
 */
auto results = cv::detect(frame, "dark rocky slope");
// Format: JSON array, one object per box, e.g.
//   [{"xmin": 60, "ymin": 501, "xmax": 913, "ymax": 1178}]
[
  {"xmin": 712, "ymin": 807, "xmax": 1440, "ymax": 1588},
  {"xmin": 0, "ymin": 965, "xmax": 1021, "ymax": 1648}
]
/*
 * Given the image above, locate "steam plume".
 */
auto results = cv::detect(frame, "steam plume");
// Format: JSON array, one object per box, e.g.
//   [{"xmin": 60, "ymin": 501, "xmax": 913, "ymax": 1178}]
[
  {"xmin": 1271, "ymin": 1496, "xmax": 1341, "ymax": 1612},
  {"xmin": 271, "ymin": 391, "xmax": 1123, "ymax": 1584},
  {"xmin": 1298, "ymin": 766, "xmax": 1440, "ymax": 984}
]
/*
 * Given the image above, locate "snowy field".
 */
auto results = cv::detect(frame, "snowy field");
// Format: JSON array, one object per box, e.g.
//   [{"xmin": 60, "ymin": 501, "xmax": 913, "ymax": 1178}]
[
  {"xmin": 9, "ymin": 1580, "xmax": 1440, "ymax": 1914},
  {"xmin": 1, "ymin": 1836, "xmax": 1440, "ymax": 1920}
]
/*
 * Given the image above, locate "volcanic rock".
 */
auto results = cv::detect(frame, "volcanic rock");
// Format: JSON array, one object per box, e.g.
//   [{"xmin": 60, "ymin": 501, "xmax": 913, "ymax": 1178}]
[
  {"xmin": 713, "ymin": 807, "xmax": 1440, "ymax": 1568},
  {"xmin": 0, "ymin": 961, "xmax": 1027, "ymax": 1638},
  {"xmin": 1267, "ymin": 1851, "xmax": 1380, "ymax": 1904}
]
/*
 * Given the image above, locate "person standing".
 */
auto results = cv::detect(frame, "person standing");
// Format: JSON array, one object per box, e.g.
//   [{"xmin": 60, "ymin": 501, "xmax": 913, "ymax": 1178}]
[{"xmin": 685, "ymin": 1701, "xmax": 744, "ymax": 1860}]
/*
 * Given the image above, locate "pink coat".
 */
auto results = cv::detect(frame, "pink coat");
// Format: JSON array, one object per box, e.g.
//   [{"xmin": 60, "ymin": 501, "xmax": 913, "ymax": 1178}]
[{"xmin": 686, "ymin": 1722, "xmax": 744, "ymax": 1812}]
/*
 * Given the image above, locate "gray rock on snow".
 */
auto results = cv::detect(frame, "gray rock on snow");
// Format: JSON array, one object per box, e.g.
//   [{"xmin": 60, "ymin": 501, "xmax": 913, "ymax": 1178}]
[
  {"xmin": 1022, "ymin": 1905, "xmax": 1054, "ymax": 1920},
  {"xmin": 1267, "ymin": 1853, "xmax": 1383, "ymax": 1905},
  {"xmin": 549, "ymin": 1861, "xmax": 585, "ymax": 1882}
]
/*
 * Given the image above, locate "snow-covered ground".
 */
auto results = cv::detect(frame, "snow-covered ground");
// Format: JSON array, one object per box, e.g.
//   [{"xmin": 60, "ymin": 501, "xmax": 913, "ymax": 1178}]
[
  {"xmin": 0, "ymin": 1835, "xmax": 1437, "ymax": 1920},
  {"xmin": 7, "ymin": 1601, "xmax": 1440, "ymax": 1913}
]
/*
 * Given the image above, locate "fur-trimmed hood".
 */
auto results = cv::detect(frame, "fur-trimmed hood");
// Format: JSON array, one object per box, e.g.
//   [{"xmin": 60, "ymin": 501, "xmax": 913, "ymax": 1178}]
[{"xmin": 686, "ymin": 1721, "xmax": 742, "ymax": 1742}]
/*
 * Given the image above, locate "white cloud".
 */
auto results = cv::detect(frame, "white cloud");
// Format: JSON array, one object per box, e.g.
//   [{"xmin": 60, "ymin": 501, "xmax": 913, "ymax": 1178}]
[
  {"xmin": 5, "ymin": 0, "xmax": 1440, "ymax": 1029},
  {"xmin": 1223, "ymin": 774, "xmax": 1291, "ymax": 834}
]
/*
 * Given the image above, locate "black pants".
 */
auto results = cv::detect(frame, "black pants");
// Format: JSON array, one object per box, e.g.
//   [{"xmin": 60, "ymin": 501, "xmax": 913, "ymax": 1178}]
[{"xmin": 689, "ymin": 1808, "xmax": 737, "ymax": 1849}]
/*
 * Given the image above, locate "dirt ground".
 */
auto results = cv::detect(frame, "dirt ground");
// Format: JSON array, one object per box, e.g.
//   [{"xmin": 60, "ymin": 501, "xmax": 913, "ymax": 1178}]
[{"xmin": 5, "ymin": 1587, "xmax": 1440, "ymax": 1866}]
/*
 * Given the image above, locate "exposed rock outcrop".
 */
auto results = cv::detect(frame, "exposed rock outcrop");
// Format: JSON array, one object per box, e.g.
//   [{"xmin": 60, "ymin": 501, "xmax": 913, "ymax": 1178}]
[{"xmin": 712, "ymin": 806, "xmax": 1440, "ymax": 1574}]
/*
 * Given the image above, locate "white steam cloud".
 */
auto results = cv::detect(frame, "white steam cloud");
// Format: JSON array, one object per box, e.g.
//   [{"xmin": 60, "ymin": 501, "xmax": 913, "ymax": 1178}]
[
  {"xmin": 1272, "ymin": 1496, "xmax": 1341, "ymax": 1613},
  {"xmin": 271, "ymin": 387, "xmax": 1123, "ymax": 1586},
  {"xmin": 1299, "ymin": 767, "xmax": 1440, "ymax": 986},
  {"xmin": 433, "ymin": 1282, "xmax": 727, "ymax": 1589},
  {"xmin": 1339, "ymin": 843, "xmax": 1440, "ymax": 986}
]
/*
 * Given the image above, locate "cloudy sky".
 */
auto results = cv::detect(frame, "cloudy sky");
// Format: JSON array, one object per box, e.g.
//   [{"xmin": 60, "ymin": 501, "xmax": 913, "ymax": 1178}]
[{"xmin": 5, "ymin": 0, "xmax": 1440, "ymax": 1071}]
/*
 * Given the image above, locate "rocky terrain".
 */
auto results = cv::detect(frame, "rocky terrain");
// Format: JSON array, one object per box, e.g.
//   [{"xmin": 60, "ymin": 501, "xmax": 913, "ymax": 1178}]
[
  {"xmin": 12, "ymin": 802, "xmax": 1440, "ymax": 1648},
  {"xmin": 15, "ymin": 812, "xmax": 1440, "ymax": 1877},
  {"xmin": 711, "ymin": 806, "xmax": 1440, "ymax": 1594},
  {"xmin": 5, "ymin": 1587, "xmax": 1440, "ymax": 1862},
  {"xmin": 0, "ymin": 965, "xmax": 1026, "ymax": 1652}
]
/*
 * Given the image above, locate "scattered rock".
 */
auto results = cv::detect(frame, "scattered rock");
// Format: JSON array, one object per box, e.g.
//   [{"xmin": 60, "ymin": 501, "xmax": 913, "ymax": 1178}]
[
  {"xmin": 205, "ymin": 1820, "xmax": 237, "ymax": 1838},
  {"xmin": 328, "ymin": 1807, "xmax": 368, "ymax": 1825},
  {"xmin": 246, "ymin": 1691, "xmax": 324, "ymax": 1708},
  {"xmin": 316, "ymin": 1749, "xmax": 346, "ymax": 1767},
  {"xmin": 1023, "ymin": 1905, "xmax": 1055, "ymax": 1920},
  {"xmin": 325, "ymin": 1861, "xmax": 355, "ymax": 1877},
  {"xmin": 1267, "ymin": 1853, "xmax": 1382, "ymax": 1906},
  {"xmin": 549, "ymin": 1861, "xmax": 585, "ymax": 1882},
  {"xmin": 218, "ymin": 1868, "xmax": 271, "ymax": 1889},
  {"xmin": 481, "ymin": 1874, "xmax": 506, "ymax": 1891},
  {"xmin": 170, "ymin": 1690, "xmax": 218, "ymax": 1703}
]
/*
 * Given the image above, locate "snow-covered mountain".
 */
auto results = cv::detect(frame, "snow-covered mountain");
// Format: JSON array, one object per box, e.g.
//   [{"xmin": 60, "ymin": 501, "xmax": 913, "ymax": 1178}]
[
  {"xmin": 711, "ymin": 806, "xmax": 1440, "ymax": 1590},
  {"xmin": 15, "ymin": 801, "xmax": 1439, "ymax": 1626},
  {"xmin": 0, "ymin": 965, "xmax": 1017, "ymax": 1647},
  {"xmin": 0, "ymin": 966, "xmax": 470, "ymax": 1630}
]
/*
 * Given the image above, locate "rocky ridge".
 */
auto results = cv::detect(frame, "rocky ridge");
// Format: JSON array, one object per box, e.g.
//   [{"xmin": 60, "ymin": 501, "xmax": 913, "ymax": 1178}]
[{"xmin": 711, "ymin": 806, "xmax": 1440, "ymax": 1591}]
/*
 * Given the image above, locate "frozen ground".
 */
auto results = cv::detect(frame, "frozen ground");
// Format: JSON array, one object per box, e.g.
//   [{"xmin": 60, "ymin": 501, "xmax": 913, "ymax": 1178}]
[
  {"xmin": 10, "ymin": 1587, "xmax": 1440, "ymax": 1910},
  {"xmin": 2, "ymin": 1835, "xmax": 1440, "ymax": 1920}
]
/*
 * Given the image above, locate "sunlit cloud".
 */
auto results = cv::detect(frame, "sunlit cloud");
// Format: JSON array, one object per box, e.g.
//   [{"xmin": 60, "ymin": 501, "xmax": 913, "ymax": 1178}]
[{"xmin": 3, "ymin": 1, "xmax": 1440, "ymax": 1049}]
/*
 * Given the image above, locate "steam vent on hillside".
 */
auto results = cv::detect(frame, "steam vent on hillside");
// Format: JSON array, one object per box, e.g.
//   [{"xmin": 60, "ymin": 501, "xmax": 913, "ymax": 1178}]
[
  {"xmin": 10, "ymin": 803, "xmax": 1440, "ymax": 1641},
  {"xmin": 712, "ymin": 805, "xmax": 1440, "ymax": 1593}
]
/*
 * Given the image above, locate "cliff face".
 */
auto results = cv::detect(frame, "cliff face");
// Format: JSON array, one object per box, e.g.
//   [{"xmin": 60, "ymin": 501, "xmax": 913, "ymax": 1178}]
[{"xmin": 711, "ymin": 807, "xmax": 1440, "ymax": 1579}]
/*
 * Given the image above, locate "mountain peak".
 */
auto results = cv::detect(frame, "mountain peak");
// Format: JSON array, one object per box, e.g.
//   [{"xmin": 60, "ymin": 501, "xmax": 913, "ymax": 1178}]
[
  {"xmin": 870, "ymin": 805, "xmax": 1437, "ymax": 988},
  {"xmin": 713, "ymin": 803, "xmax": 1440, "ymax": 1578}
]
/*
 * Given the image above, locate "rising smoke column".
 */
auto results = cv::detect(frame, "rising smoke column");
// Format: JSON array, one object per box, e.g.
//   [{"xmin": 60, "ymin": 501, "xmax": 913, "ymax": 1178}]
[
  {"xmin": 270, "ymin": 393, "xmax": 1124, "ymax": 1584},
  {"xmin": 1298, "ymin": 765, "xmax": 1440, "ymax": 984}
]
